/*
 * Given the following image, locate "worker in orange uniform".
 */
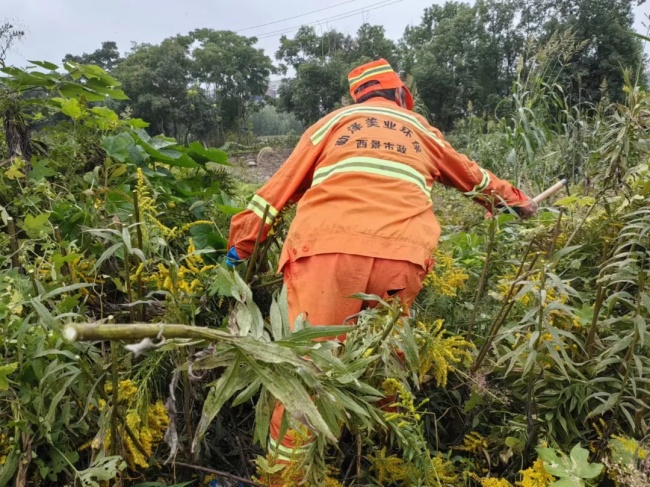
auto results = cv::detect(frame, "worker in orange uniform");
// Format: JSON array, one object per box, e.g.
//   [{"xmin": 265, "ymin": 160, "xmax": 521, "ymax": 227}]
[{"xmin": 226, "ymin": 58, "xmax": 537, "ymax": 477}]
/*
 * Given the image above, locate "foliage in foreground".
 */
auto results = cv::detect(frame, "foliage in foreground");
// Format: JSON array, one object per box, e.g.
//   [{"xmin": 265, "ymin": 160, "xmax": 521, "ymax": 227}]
[{"xmin": 1, "ymin": 38, "xmax": 650, "ymax": 487}]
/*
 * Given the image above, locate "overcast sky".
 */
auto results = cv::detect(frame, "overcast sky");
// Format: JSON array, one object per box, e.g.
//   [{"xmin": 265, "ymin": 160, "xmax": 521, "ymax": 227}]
[{"xmin": 3, "ymin": 0, "xmax": 649, "ymax": 77}]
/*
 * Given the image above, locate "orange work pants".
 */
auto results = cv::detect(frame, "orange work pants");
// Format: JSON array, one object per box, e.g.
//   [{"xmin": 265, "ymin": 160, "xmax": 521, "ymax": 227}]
[{"xmin": 267, "ymin": 253, "xmax": 426, "ymax": 478}]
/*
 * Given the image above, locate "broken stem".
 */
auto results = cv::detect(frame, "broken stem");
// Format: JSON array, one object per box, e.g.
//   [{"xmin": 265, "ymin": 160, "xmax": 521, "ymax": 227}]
[
  {"xmin": 7, "ymin": 217, "xmax": 20, "ymax": 270},
  {"xmin": 174, "ymin": 461, "xmax": 264, "ymax": 487},
  {"xmin": 54, "ymin": 226, "xmax": 71, "ymax": 276},
  {"xmin": 110, "ymin": 340, "xmax": 120, "ymax": 457},
  {"xmin": 467, "ymin": 214, "xmax": 498, "ymax": 339},
  {"xmin": 132, "ymin": 191, "xmax": 146, "ymax": 321},
  {"xmin": 63, "ymin": 322, "xmax": 233, "ymax": 343}
]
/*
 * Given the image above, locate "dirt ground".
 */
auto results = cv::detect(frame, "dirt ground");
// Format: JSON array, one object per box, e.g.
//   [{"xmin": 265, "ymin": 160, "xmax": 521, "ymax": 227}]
[{"xmin": 227, "ymin": 147, "xmax": 294, "ymax": 184}]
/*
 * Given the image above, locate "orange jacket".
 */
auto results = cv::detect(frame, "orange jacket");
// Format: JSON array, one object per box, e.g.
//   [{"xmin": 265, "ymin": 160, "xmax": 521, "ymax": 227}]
[{"xmin": 228, "ymin": 98, "xmax": 529, "ymax": 273}]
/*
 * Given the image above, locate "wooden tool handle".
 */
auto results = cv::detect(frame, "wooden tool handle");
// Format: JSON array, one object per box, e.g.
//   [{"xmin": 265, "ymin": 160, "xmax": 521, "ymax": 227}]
[{"xmin": 533, "ymin": 178, "xmax": 568, "ymax": 204}]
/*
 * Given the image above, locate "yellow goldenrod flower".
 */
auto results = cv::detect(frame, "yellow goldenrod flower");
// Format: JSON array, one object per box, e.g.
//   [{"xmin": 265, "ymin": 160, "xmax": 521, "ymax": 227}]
[
  {"xmin": 474, "ymin": 477, "xmax": 514, "ymax": 487},
  {"xmin": 0, "ymin": 433, "xmax": 11, "ymax": 466},
  {"xmin": 104, "ymin": 379, "xmax": 138, "ymax": 403},
  {"xmin": 610, "ymin": 434, "xmax": 648, "ymax": 461},
  {"xmin": 368, "ymin": 447, "xmax": 409, "ymax": 484},
  {"xmin": 516, "ymin": 459, "xmax": 555, "ymax": 487},
  {"xmin": 454, "ymin": 431, "xmax": 489, "ymax": 454},
  {"xmin": 417, "ymin": 319, "xmax": 474, "ymax": 387},
  {"xmin": 423, "ymin": 249, "xmax": 469, "ymax": 297}
]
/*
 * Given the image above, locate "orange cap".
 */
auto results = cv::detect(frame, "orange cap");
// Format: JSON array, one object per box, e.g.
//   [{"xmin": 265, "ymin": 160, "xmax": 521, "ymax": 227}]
[{"xmin": 348, "ymin": 58, "xmax": 414, "ymax": 110}]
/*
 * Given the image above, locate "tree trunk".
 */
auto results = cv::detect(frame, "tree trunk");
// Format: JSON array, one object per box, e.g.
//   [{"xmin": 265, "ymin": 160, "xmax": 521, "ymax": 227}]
[{"xmin": 3, "ymin": 97, "xmax": 32, "ymax": 174}]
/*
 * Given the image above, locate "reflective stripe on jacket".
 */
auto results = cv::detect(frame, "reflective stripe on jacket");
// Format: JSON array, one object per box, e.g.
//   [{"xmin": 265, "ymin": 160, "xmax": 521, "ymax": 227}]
[{"xmin": 227, "ymin": 98, "xmax": 528, "ymax": 272}]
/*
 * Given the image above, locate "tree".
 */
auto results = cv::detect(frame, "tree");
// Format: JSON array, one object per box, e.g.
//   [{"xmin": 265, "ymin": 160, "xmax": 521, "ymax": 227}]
[
  {"xmin": 353, "ymin": 23, "xmax": 399, "ymax": 67},
  {"xmin": 64, "ymin": 41, "xmax": 122, "ymax": 72},
  {"xmin": 114, "ymin": 36, "xmax": 201, "ymax": 139},
  {"xmin": 278, "ymin": 59, "xmax": 349, "ymax": 126},
  {"xmin": 276, "ymin": 26, "xmax": 354, "ymax": 70},
  {"xmin": 275, "ymin": 25, "xmax": 397, "ymax": 126},
  {"xmin": 402, "ymin": 0, "xmax": 527, "ymax": 129},
  {"xmin": 0, "ymin": 21, "xmax": 25, "ymax": 67},
  {"xmin": 402, "ymin": 1, "xmax": 521, "ymax": 129},
  {"xmin": 190, "ymin": 29, "xmax": 275, "ymax": 135},
  {"xmin": 523, "ymin": 0, "xmax": 647, "ymax": 103}
]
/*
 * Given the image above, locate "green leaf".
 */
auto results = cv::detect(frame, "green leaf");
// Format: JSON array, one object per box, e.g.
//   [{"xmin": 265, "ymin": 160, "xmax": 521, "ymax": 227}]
[
  {"xmin": 349, "ymin": 292, "xmax": 389, "ymax": 307},
  {"xmin": 92, "ymin": 105, "xmax": 118, "ymax": 119},
  {"xmin": 234, "ymin": 338, "xmax": 315, "ymax": 369},
  {"xmin": 193, "ymin": 356, "xmax": 254, "ymax": 447},
  {"xmin": 0, "ymin": 362, "xmax": 18, "ymax": 391},
  {"xmin": 31, "ymin": 298, "xmax": 56, "ymax": 328},
  {"xmin": 91, "ymin": 106, "xmax": 119, "ymax": 129},
  {"xmin": 254, "ymin": 389, "xmax": 274, "ymax": 447},
  {"xmin": 29, "ymin": 159, "xmax": 58, "ymax": 180},
  {"xmin": 22, "ymin": 212, "xmax": 51, "ymax": 238},
  {"xmin": 28, "ymin": 60, "xmax": 59, "ymax": 70},
  {"xmin": 396, "ymin": 319, "xmax": 419, "ymax": 382},
  {"xmin": 128, "ymin": 118, "xmax": 150, "ymax": 129},
  {"xmin": 586, "ymin": 392, "xmax": 620, "ymax": 418},
  {"xmin": 537, "ymin": 447, "xmax": 566, "ymax": 468},
  {"xmin": 131, "ymin": 130, "xmax": 197, "ymax": 168},
  {"xmin": 630, "ymin": 31, "xmax": 650, "ymax": 43},
  {"xmin": 0, "ymin": 449, "xmax": 20, "ymax": 487},
  {"xmin": 46, "ymin": 371, "xmax": 80, "ymax": 425},
  {"xmin": 189, "ymin": 224, "xmax": 226, "ymax": 251},
  {"xmin": 186, "ymin": 141, "xmax": 230, "ymax": 166},
  {"xmin": 101, "ymin": 133, "xmax": 133, "ymax": 162},
  {"xmin": 61, "ymin": 98, "xmax": 84, "ymax": 120},
  {"xmin": 244, "ymin": 355, "xmax": 336, "ymax": 441},
  {"xmin": 549, "ymin": 479, "xmax": 582, "ymax": 487},
  {"xmin": 282, "ymin": 325, "xmax": 354, "ymax": 344},
  {"xmin": 216, "ymin": 204, "xmax": 245, "ymax": 216},
  {"xmin": 150, "ymin": 135, "xmax": 177, "ymax": 150},
  {"xmin": 278, "ymin": 286, "xmax": 291, "ymax": 338},
  {"xmin": 230, "ymin": 294, "xmax": 265, "ymax": 339},
  {"xmin": 505, "ymin": 436, "xmax": 525, "ymax": 453},
  {"xmin": 93, "ymin": 242, "xmax": 124, "ymax": 272},
  {"xmin": 232, "ymin": 377, "xmax": 262, "ymax": 406},
  {"xmin": 77, "ymin": 455, "xmax": 126, "ymax": 487},
  {"xmin": 570, "ymin": 444, "xmax": 603, "ymax": 479},
  {"xmin": 464, "ymin": 391, "xmax": 485, "ymax": 413},
  {"xmin": 635, "ymin": 314, "xmax": 646, "ymax": 347},
  {"xmin": 41, "ymin": 283, "xmax": 94, "ymax": 301},
  {"xmin": 270, "ymin": 296, "xmax": 284, "ymax": 341},
  {"xmin": 210, "ymin": 267, "xmax": 238, "ymax": 297}
]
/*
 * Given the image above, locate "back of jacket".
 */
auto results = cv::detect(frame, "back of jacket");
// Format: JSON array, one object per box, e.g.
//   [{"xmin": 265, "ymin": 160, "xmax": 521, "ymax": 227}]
[{"xmin": 228, "ymin": 98, "xmax": 527, "ymax": 273}]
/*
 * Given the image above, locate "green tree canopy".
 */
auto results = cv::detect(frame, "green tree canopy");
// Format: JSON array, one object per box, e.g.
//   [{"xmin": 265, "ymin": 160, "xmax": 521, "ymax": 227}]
[
  {"xmin": 523, "ymin": 0, "xmax": 647, "ymax": 102},
  {"xmin": 64, "ymin": 41, "xmax": 122, "ymax": 72},
  {"xmin": 275, "ymin": 24, "xmax": 399, "ymax": 126},
  {"xmin": 401, "ymin": 0, "xmax": 524, "ymax": 130},
  {"xmin": 113, "ymin": 36, "xmax": 196, "ymax": 138},
  {"xmin": 190, "ymin": 29, "xmax": 276, "ymax": 131}
]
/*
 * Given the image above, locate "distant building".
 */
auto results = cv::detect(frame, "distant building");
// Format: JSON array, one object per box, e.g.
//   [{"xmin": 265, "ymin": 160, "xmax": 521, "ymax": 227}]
[{"xmin": 266, "ymin": 80, "xmax": 282, "ymax": 100}]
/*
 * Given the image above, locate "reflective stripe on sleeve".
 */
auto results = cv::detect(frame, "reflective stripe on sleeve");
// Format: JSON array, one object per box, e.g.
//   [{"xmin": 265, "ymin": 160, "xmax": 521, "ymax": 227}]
[
  {"xmin": 247, "ymin": 194, "xmax": 278, "ymax": 225},
  {"xmin": 268, "ymin": 436, "xmax": 311, "ymax": 461},
  {"xmin": 464, "ymin": 168, "xmax": 491, "ymax": 196}
]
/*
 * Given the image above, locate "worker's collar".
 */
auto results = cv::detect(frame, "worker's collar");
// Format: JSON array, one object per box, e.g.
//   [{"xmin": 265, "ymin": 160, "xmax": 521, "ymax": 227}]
[{"xmin": 358, "ymin": 98, "xmax": 403, "ymax": 109}]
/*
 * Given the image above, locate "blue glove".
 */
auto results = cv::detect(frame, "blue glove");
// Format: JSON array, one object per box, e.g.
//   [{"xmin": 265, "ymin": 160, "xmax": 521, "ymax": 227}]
[{"xmin": 225, "ymin": 246, "xmax": 241, "ymax": 267}]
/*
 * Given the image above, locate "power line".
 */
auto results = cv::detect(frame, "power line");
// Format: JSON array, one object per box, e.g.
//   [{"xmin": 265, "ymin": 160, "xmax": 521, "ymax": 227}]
[
  {"xmin": 236, "ymin": 0, "xmax": 359, "ymax": 33},
  {"xmin": 255, "ymin": 0, "xmax": 404, "ymax": 40},
  {"xmin": 255, "ymin": 0, "xmax": 399, "ymax": 38}
]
